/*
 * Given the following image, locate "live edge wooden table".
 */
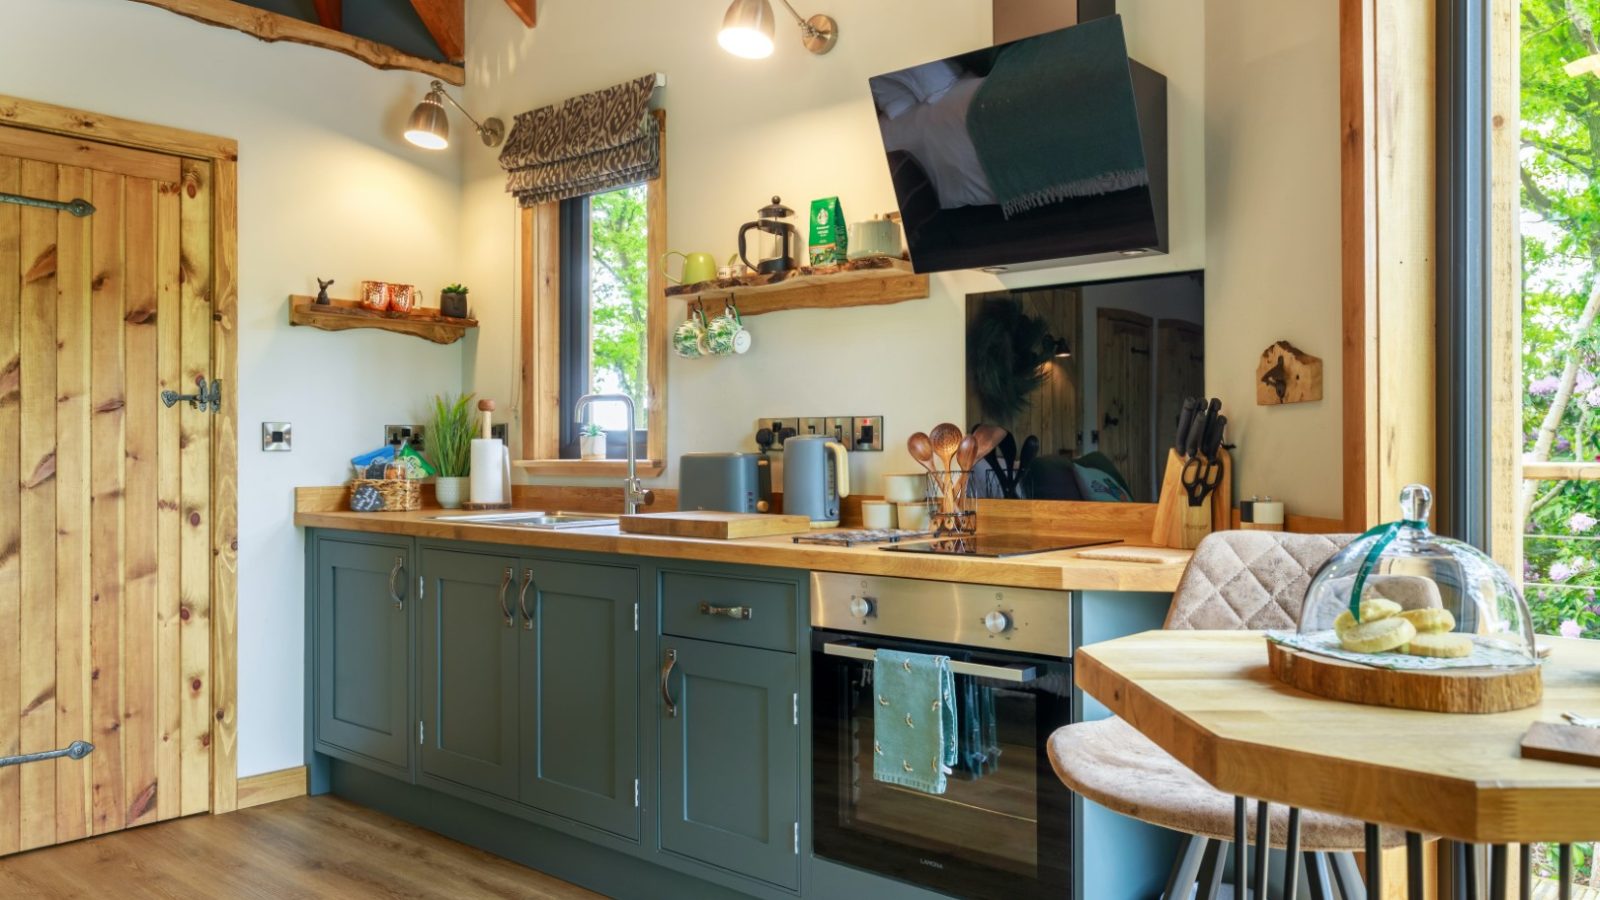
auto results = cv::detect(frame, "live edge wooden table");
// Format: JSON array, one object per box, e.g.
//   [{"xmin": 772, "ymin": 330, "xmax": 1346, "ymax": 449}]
[{"xmin": 1076, "ymin": 631, "xmax": 1600, "ymax": 899}]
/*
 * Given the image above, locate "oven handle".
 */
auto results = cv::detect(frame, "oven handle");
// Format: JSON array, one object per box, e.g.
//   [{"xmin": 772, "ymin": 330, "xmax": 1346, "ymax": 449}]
[{"xmin": 821, "ymin": 642, "xmax": 1039, "ymax": 684}]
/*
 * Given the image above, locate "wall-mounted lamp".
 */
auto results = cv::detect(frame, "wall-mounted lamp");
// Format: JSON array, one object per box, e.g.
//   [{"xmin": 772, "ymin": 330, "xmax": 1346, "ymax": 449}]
[
  {"xmin": 718, "ymin": 0, "xmax": 837, "ymax": 59},
  {"xmin": 1047, "ymin": 335, "xmax": 1072, "ymax": 359},
  {"xmin": 405, "ymin": 80, "xmax": 505, "ymax": 151}
]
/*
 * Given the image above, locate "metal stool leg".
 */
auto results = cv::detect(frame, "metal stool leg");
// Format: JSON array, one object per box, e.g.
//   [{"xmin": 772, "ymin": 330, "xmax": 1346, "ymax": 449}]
[
  {"xmin": 1490, "ymin": 845, "xmax": 1509, "ymax": 900},
  {"xmin": 1559, "ymin": 844, "xmax": 1573, "ymax": 900},
  {"xmin": 1196, "ymin": 839, "xmax": 1228, "ymax": 900},
  {"xmin": 1365, "ymin": 824, "xmax": 1382, "ymax": 898},
  {"xmin": 1234, "ymin": 797, "xmax": 1248, "ymax": 899},
  {"xmin": 1332, "ymin": 851, "xmax": 1368, "ymax": 900},
  {"xmin": 1305, "ymin": 852, "xmax": 1336, "ymax": 900},
  {"xmin": 1162, "ymin": 835, "xmax": 1210, "ymax": 900},
  {"xmin": 1255, "ymin": 801, "xmax": 1270, "ymax": 899},
  {"xmin": 1283, "ymin": 809, "xmax": 1302, "ymax": 900},
  {"xmin": 1520, "ymin": 844, "xmax": 1532, "ymax": 900},
  {"xmin": 1407, "ymin": 832, "xmax": 1425, "ymax": 900}
]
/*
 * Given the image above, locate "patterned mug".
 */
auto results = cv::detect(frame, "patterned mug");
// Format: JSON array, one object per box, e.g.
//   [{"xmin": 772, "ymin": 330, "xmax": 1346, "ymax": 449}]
[
  {"xmin": 674, "ymin": 308, "xmax": 710, "ymax": 359},
  {"xmin": 705, "ymin": 304, "xmax": 751, "ymax": 356}
]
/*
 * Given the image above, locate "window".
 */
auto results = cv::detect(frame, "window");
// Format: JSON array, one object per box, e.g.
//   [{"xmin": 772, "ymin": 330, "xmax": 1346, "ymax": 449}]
[{"xmin": 558, "ymin": 185, "xmax": 651, "ymax": 460}]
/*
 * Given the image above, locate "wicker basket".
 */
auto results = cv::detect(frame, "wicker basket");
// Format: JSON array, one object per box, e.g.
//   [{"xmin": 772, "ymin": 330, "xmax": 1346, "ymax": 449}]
[{"xmin": 349, "ymin": 478, "xmax": 420, "ymax": 512}]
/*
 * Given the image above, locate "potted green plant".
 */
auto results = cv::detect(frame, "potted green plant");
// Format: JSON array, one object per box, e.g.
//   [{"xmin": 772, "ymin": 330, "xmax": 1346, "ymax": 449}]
[
  {"xmin": 440, "ymin": 283, "xmax": 469, "ymax": 319},
  {"xmin": 428, "ymin": 392, "xmax": 476, "ymax": 508},
  {"xmin": 579, "ymin": 422, "xmax": 607, "ymax": 461}
]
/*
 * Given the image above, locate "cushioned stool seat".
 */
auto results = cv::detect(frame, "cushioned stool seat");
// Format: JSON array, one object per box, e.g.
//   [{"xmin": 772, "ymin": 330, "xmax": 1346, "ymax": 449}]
[{"xmin": 1048, "ymin": 717, "xmax": 1407, "ymax": 851}]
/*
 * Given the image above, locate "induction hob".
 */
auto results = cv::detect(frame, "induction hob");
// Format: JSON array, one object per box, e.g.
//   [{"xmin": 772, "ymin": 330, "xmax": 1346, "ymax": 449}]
[{"xmin": 878, "ymin": 533, "xmax": 1119, "ymax": 558}]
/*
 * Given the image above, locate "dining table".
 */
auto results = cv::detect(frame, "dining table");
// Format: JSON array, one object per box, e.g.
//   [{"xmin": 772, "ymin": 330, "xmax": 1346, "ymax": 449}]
[{"xmin": 1075, "ymin": 630, "xmax": 1600, "ymax": 898}]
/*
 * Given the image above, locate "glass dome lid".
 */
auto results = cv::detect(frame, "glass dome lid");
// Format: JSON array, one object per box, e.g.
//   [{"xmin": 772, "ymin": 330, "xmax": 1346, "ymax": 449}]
[{"xmin": 1295, "ymin": 484, "xmax": 1539, "ymax": 669}]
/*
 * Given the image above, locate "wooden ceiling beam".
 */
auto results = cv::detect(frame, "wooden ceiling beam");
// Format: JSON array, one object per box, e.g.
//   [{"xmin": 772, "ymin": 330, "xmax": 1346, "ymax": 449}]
[
  {"xmin": 504, "ymin": 0, "xmax": 536, "ymax": 28},
  {"xmin": 311, "ymin": 0, "xmax": 341, "ymax": 31},
  {"xmin": 408, "ymin": 0, "xmax": 465, "ymax": 64}
]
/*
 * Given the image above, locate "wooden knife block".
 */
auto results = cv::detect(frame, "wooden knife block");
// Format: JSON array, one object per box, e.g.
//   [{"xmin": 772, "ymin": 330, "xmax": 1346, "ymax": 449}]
[{"xmin": 1151, "ymin": 448, "xmax": 1232, "ymax": 550}]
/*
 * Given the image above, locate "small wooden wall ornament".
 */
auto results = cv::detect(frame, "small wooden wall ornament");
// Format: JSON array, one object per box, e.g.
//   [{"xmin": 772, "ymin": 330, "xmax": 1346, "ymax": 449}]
[{"xmin": 1256, "ymin": 340, "xmax": 1323, "ymax": 405}]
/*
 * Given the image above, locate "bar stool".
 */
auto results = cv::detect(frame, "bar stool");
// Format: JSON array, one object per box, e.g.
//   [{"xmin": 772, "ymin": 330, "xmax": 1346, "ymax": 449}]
[{"xmin": 1049, "ymin": 531, "xmax": 1411, "ymax": 899}]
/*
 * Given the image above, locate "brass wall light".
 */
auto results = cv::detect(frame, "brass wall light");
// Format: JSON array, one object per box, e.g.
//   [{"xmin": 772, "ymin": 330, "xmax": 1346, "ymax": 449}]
[
  {"xmin": 404, "ymin": 80, "xmax": 504, "ymax": 150},
  {"xmin": 718, "ymin": 0, "xmax": 837, "ymax": 59}
]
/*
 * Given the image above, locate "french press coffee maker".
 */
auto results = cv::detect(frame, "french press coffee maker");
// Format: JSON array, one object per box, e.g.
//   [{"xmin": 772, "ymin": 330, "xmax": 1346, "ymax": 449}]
[{"xmin": 737, "ymin": 196, "xmax": 799, "ymax": 276}]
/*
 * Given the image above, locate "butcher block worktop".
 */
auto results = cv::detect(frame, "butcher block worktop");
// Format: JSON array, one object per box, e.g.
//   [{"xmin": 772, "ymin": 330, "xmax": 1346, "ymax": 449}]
[{"xmin": 295, "ymin": 500, "xmax": 1190, "ymax": 593}]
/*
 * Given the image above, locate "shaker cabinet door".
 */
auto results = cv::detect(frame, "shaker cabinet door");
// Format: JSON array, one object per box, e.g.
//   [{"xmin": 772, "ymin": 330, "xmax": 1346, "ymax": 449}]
[
  {"xmin": 419, "ymin": 548, "xmax": 522, "ymax": 801},
  {"xmin": 518, "ymin": 559, "xmax": 639, "ymax": 839},
  {"xmin": 659, "ymin": 638, "xmax": 799, "ymax": 890},
  {"xmin": 314, "ymin": 539, "xmax": 412, "ymax": 777}
]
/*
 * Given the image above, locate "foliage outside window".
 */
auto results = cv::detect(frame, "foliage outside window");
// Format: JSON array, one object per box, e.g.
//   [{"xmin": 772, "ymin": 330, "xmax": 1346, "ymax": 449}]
[{"xmin": 560, "ymin": 184, "xmax": 650, "ymax": 457}]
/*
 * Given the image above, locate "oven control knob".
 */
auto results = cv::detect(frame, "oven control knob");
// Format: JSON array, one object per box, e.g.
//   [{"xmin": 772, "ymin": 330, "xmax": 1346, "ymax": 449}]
[
  {"xmin": 849, "ymin": 596, "xmax": 877, "ymax": 619},
  {"xmin": 983, "ymin": 610, "xmax": 1012, "ymax": 635}
]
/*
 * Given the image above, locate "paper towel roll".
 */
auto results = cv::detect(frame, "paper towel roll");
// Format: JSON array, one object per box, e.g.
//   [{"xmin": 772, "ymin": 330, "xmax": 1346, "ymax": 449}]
[{"xmin": 470, "ymin": 438, "xmax": 506, "ymax": 505}]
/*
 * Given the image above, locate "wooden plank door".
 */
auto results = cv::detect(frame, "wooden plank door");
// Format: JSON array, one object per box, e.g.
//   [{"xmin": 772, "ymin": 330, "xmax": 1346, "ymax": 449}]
[
  {"xmin": 1154, "ymin": 319, "xmax": 1204, "ymax": 458},
  {"xmin": 1095, "ymin": 308, "xmax": 1154, "ymax": 501},
  {"xmin": 0, "ymin": 125, "xmax": 214, "ymax": 854}
]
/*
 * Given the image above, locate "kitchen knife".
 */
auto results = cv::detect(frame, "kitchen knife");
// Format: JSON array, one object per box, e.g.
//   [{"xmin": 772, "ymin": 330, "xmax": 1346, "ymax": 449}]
[
  {"xmin": 1202, "ymin": 413, "xmax": 1227, "ymax": 462},
  {"xmin": 1182, "ymin": 399, "xmax": 1208, "ymax": 458},
  {"xmin": 1174, "ymin": 397, "xmax": 1197, "ymax": 454}
]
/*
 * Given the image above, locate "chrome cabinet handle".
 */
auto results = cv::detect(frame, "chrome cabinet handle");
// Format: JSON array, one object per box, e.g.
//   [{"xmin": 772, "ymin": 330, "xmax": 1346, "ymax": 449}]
[
  {"xmin": 388, "ymin": 556, "xmax": 406, "ymax": 611},
  {"xmin": 660, "ymin": 649, "xmax": 678, "ymax": 718},
  {"xmin": 518, "ymin": 570, "xmax": 534, "ymax": 631},
  {"xmin": 699, "ymin": 602, "xmax": 752, "ymax": 620},
  {"xmin": 498, "ymin": 567, "xmax": 514, "ymax": 627}
]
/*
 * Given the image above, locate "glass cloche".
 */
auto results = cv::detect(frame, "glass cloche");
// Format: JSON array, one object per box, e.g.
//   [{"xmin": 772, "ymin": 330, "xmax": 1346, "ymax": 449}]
[{"xmin": 1294, "ymin": 484, "xmax": 1539, "ymax": 669}]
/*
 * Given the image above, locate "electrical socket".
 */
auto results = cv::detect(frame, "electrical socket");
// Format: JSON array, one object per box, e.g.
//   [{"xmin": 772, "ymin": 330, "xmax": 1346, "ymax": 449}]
[
  {"xmin": 491, "ymin": 423, "xmax": 508, "ymax": 443},
  {"xmin": 754, "ymin": 416, "xmax": 884, "ymax": 451},
  {"xmin": 384, "ymin": 424, "xmax": 426, "ymax": 448}
]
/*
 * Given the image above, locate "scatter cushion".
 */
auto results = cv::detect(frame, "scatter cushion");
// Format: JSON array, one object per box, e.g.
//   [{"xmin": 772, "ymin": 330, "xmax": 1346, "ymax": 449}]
[{"xmin": 1073, "ymin": 463, "xmax": 1132, "ymax": 503}]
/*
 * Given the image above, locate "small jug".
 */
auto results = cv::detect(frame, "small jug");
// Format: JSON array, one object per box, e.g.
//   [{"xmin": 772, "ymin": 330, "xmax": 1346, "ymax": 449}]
[{"xmin": 663, "ymin": 250, "xmax": 718, "ymax": 286}]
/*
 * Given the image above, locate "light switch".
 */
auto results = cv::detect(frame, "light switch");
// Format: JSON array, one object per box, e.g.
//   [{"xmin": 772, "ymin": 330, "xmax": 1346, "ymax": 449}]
[{"xmin": 262, "ymin": 422, "xmax": 292, "ymax": 452}]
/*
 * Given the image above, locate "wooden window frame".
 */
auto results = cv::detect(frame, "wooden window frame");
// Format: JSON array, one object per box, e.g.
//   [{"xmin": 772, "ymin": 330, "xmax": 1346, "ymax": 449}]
[
  {"xmin": 0, "ymin": 93, "xmax": 241, "ymax": 814},
  {"xmin": 517, "ymin": 110, "xmax": 667, "ymax": 479}
]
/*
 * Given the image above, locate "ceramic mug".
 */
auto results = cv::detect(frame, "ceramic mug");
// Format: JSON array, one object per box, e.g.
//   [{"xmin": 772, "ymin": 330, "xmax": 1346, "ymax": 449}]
[
  {"xmin": 705, "ymin": 304, "xmax": 751, "ymax": 356},
  {"xmin": 674, "ymin": 307, "xmax": 710, "ymax": 359},
  {"xmin": 847, "ymin": 215, "xmax": 904, "ymax": 261},
  {"xmin": 664, "ymin": 250, "xmax": 718, "ymax": 286}
]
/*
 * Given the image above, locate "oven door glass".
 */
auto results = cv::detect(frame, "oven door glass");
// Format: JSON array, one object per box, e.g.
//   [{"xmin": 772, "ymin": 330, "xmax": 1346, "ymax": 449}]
[{"xmin": 811, "ymin": 630, "xmax": 1073, "ymax": 900}]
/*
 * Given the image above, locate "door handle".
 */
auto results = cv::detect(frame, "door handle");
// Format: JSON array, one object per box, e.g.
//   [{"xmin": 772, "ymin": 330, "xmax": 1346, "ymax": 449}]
[
  {"xmin": 389, "ymin": 556, "xmax": 406, "ymax": 611},
  {"xmin": 660, "ymin": 648, "xmax": 678, "ymax": 718},
  {"xmin": 0, "ymin": 741, "xmax": 94, "ymax": 769},
  {"xmin": 699, "ymin": 602, "xmax": 752, "ymax": 620},
  {"xmin": 518, "ymin": 569, "xmax": 534, "ymax": 631},
  {"xmin": 497, "ymin": 567, "xmax": 514, "ymax": 627}
]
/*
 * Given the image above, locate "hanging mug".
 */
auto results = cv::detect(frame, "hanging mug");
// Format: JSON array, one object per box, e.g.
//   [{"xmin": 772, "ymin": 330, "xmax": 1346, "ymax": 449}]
[
  {"xmin": 706, "ymin": 302, "xmax": 752, "ymax": 356},
  {"xmin": 663, "ymin": 250, "xmax": 718, "ymax": 287},
  {"xmin": 674, "ymin": 306, "xmax": 710, "ymax": 359}
]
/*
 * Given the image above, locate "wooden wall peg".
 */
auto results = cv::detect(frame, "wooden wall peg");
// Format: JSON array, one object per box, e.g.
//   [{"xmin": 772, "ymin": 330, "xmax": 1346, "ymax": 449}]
[{"xmin": 1256, "ymin": 340, "xmax": 1324, "ymax": 405}]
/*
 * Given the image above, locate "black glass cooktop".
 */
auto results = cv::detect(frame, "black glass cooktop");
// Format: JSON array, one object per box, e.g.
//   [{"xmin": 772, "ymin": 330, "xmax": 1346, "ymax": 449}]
[{"xmin": 879, "ymin": 534, "xmax": 1119, "ymax": 558}]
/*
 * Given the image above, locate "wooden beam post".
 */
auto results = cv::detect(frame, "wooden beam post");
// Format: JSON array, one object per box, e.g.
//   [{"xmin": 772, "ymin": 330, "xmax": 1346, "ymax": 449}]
[
  {"xmin": 311, "ymin": 0, "xmax": 341, "ymax": 31},
  {"xmin": 408, "ymin": 0, "xmax": 465, "ymax": 64},
  {"xmin": 504, "ymin": 0, "xmax": 536, "ymax": 28}
]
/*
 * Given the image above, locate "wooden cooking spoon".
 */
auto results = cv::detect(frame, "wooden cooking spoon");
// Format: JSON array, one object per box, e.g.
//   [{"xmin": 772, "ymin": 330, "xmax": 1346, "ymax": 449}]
[
  {"xmin": 928, "ymin": 423, "xmax": 963, "ymax": 474},
  {"xmin": 971, "ymin": 424, "xmax": 1006, "ymax": 460},
  {"xmin": 951, "ymin": 434, "xmax": 980, "ymax": 502},
  {"xmin": 907, "ymin": 432, "xmax": 938, "ymax": 475}
]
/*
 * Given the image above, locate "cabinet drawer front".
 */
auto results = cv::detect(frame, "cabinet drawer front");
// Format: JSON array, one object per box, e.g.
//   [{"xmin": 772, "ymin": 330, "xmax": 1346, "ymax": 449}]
[{"xmin": 660, "ymin": 570, "xmax": 796, "ymax": 652}]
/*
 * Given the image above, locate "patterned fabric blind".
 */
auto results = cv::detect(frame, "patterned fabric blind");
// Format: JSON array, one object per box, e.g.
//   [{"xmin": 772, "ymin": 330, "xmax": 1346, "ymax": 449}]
[{"xmin": 498, "ymin": 73, "xmax": 661, "ymax": 207}]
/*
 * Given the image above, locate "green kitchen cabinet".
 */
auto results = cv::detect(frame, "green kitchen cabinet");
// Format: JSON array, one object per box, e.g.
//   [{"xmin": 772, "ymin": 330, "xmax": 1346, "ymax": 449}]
[
  {"xmin": 419, "ymin": 547, "xmax": 522, "ymax": 800},
  {"xmin": 312, "ymin": 537, "xmax": 413, "ymax": 779},
  {"xmin": 658, "ymin": 636, "xmax": 800, "ymax": 890},
  {"xmin": 518, "ymin": 558, "xmax": 639, "ymax": 839}
]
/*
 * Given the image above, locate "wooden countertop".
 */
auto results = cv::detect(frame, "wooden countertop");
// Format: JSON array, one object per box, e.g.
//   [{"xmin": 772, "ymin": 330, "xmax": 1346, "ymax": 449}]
[
  {"xmin": 1076, "ymin": 630, "xmax": 1600, "ymax": 844},
  {"xmin": 294, "ymin": 507, "xmax": 1190, "ymax": 592}
]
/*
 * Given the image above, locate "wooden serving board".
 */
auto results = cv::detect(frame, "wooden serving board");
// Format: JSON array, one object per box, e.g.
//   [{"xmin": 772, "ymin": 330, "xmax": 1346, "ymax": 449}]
[
  {"xmin": 1074, "ymin": 546, "xmax": 1192, "ymax": 565},
  {"xmin": 1266, "ymin": 640, "xmax": 1544, "ymax": 714},
  {"xmin": 618, "ymin": 511, "xmax": 813, "ymax": 540},
  {"xmin": 1521, "ymin": 722, "xmax": 1600, "ymax": 768}
]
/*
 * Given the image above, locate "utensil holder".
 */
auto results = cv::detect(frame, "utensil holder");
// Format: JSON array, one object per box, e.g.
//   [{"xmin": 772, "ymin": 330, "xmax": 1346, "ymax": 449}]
[
  {"xmin": 1150, "ymin": 448, "xmax": 1231, "ymax": 549},
  {"xmin": 925, "ymin": 469, "xmax": 978, "ymax": 537}
]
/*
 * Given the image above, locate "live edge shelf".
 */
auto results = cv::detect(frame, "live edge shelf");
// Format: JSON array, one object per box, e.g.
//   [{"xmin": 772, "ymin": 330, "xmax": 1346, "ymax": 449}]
[
  {"xmin": 287, "ymin": 295, "xmax": 478, "ymax": 345},
  {"xmin": 665, "ymin": 257, "xmax": 930, "ymax": 316}
]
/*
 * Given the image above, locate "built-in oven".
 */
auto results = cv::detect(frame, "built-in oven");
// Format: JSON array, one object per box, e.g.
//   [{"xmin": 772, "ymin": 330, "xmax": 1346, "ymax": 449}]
[{"xmin": 810, "ymin": 572, "xmax": 1075, "ymax": 900}]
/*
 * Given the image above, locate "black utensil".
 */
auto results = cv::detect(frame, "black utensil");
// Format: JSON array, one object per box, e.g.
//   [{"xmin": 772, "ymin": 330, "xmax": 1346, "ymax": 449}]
[
  {"xmin": 1174, "ymin": 397, "xmax": 1198, "ymax": 453},
  {"xmin": 997, "ymin": 433, "xmax": 1020, "ymax": 498},
  {"xmin": 1018, "ymin": 435, "xmax": 1040, "ymax": 488},
  {"xmin": 1202, "ymin": 414, "xmax": 1227, "ymax": 462},
  {"xmin": 1183, "ymin": 399, "xmax": 1209, "ymax": 458}
]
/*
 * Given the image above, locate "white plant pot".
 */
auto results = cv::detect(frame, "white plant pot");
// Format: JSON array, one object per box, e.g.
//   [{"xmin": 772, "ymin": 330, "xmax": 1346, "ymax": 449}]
[
  {"xmin": 580, "ymin": 434, "xmax": 607, "ymax": 461},
  {"xmin": 435, "ymin": 476, "xmax": 467, "ymax": 509}
]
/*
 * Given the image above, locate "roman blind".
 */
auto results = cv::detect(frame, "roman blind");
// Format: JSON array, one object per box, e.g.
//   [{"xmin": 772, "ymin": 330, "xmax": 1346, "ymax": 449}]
[{"xmin": 498, "ymin": 73, "xmax": 661, "ymax": 207}]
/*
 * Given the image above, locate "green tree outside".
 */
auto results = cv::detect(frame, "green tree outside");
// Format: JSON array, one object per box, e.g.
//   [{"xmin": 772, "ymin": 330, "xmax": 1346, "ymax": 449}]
[{"xmin": 587, "ymin": 184, "xmax": 649, "ymax": 429}]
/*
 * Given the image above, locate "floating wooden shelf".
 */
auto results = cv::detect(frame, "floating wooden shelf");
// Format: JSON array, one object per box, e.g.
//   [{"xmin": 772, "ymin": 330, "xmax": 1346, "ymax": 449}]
[
  {"xmin": 288, "ymin": 295, "xmax": 477, "ymax": 345},
  {"xmin": 665, "ymin": 258, "xmax": 930, "ymax": 317}
]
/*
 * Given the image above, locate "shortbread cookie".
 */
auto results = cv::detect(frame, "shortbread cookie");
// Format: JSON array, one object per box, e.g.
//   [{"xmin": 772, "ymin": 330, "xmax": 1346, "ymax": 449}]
[
  {"xmin": 1402, "ymin": 631, "xmax": 1472, "ymax": 659},
  {"xmin": 1338, "ymin": 616, "xmax": 1416, "ymax": 653},
  {"xmin": 1333, "ymin": 598, "xmax": 1405, "ymax": 635},
  {"xmin": 1398, "ymin": 608, "xmax": 1455, "ymax": 634}
]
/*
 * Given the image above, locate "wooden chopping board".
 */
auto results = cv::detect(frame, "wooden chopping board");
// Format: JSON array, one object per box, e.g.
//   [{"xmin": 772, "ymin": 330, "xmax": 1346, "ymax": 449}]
[
  {"xmin": 1521, "ymin": 721, "xmax": 1600, "ymax": 768},
  {"xmin": 618, "ymin": 510, "xmax": 813, "ymax": 540}
]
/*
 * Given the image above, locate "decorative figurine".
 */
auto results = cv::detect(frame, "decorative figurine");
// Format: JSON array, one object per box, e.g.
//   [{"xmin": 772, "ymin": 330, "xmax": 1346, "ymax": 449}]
[{"xmin": 315, "ymin": 277, "xmax": 334, "ymax": 305}]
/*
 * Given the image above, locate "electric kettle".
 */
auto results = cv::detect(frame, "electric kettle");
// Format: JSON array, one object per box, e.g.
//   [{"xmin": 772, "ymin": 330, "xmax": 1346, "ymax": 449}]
[
  {"xmin": 781, "ymin": 435, "xmax": 850, "ymax": 527},
  {"xmin": 738, "ymin": 196, "xmax": 799, "ymax": 276}
]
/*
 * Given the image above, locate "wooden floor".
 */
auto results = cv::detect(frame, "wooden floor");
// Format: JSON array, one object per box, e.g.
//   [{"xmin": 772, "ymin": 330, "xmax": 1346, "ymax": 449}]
[{"xmin": 0, "ymin": 795, "xmax": 603, "ymax": 899}]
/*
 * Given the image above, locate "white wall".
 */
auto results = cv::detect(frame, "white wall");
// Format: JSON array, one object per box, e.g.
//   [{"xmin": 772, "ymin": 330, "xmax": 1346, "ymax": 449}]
[
  {"xmin": 2, "ymin": 0, "xmax": 468, "ymax": 776},
  {"xmin": 1204, "ymin": 0, "xmax": 1343, "ymax": 515},
  {"xmin": 461, "ymin": 0, "xmax": 1209, "ymax": 496}
]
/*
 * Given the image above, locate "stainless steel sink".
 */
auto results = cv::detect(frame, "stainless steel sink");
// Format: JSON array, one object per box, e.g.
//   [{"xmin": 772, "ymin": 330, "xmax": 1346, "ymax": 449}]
[{"xmin": 431, "ymin": 511, "xmax": 617, "ymax": 530}]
